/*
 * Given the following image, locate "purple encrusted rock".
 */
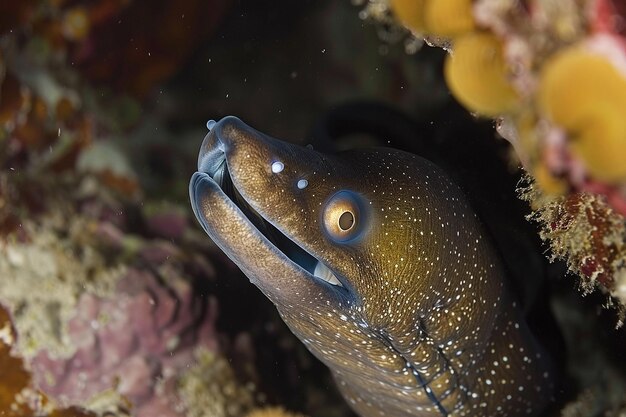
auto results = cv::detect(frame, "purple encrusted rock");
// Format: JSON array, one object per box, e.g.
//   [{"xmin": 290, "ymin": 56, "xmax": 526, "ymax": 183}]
[{"xmin": 31, "ymin": 267, "xmax": 218, "ymax": 416}]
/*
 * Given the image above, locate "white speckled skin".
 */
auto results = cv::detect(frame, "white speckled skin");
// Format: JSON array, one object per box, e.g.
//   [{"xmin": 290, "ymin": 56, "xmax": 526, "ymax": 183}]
[{"xmin": 190, "ymin": 117, "xmax": 554, "ymax": 417}]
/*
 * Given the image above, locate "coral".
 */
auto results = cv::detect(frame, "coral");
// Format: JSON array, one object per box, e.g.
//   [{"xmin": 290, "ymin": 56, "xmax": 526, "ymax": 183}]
[
  {"xmin": 444, "ymin": 31, "xmax": 519, "ymax": 116},
  {"xmin": 0, "ymin": 171, "xmax": 258, "ymax": 417},
  {"xmin": 389, "ymin": 0, "xmax": 475, "ymax": 38},
  {"xmin": 0, "ymin": 303, "xmax": 99, "ymax": 417},
  {"xmin": 0, "ymin": 0, "xmax": 229, "ymax": 202},
  {"xmin": 29, "ymin": 266, "xmax": 219, "ymax": 416},
  {"xmin": 538, "ymin": 42, "xmax": 626, "ymax": 183},
  {"xmin": 177, "ymin": 347, "xmax": 255, "ymax": 417},
  {"xmin": 519, "ymin": 178, "xmax": 626, "ymax": 317},
  {"xmin": 0, "ymin": 0, "xmax": 229, "ymax": 99},
  {"xmin": 388, "ymin": 0, "xmax": 428, "ymax": 34},
  {"xmin": 0, "ymin": 304, "xmax": 37, "ymax": 417},
  {"xmin": 0, "ymin": 110, "xmax": 248, "ymax": 416},
  {"xmin": 424, "ymin": 0, "xmax": 475, "ymax": 38},
  {"xmin": 389, "ymin": 0, "xmax": 474, "ymax": 37},
  {"xmin": 0, "ymin": 2, "xmax": 278, "ymax": 415},
  {"xmin": 0, "ymin": 193, "xmax": 245, "ymax": 417},
  {"xmin": 244, "ymin": 406, "xmax": 307, "ymax": 417},
  {"xmin": 358, "ymin": 0, "xmax": 626, "ymax": 215},
  {"xmin": 0, "ymin": 221, "xmax": 124, "ymax": 359}
]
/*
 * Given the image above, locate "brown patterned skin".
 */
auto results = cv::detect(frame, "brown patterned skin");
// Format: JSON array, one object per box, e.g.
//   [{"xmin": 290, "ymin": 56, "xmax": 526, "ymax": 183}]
[{"xmin": 190, "ymin": 117, "xmax": 554, "ymax": 417}]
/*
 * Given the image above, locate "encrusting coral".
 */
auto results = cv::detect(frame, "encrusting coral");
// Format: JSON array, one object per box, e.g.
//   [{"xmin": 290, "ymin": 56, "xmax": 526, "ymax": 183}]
[
  {"xmin": 30, "ymin": 267, "xmax": 220, "ymax": 416},
  {"xmin": 0, "ymin": 173, "xmax": 262, "ymax": 417},
  {"xmin": 0, "ymin": 220, "xmax": 124, "ymax": 360},
  {"xmin": 0, "ymin": 304, "xmax": 40, "ymax": 416},
  {"xmin": 519, "ymin": 178, "xmax": 626, "ymax": 321},
  {"xmin": 177, "ymin": 347, "xmax": 255, "ymax": 417},
  {"xmin": 0, "ymin": 303, "xmax": 99, "ymax": 417}
]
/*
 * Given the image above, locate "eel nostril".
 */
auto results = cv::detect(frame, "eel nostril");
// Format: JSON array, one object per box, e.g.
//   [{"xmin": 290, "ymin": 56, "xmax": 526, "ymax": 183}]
[{"xmin": 271, "ymin": 161, "xmax": 285, "ymax": 173}]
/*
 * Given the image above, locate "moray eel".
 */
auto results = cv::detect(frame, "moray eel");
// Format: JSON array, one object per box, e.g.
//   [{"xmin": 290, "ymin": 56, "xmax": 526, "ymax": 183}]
[{"xmin": 189, "ymin": 117, "xmax": 554, "ymax": 417}]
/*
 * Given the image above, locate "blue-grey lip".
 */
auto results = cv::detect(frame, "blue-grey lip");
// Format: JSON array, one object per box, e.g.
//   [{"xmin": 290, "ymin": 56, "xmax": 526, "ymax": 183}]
[
  {"xmin": 189, "ymin": 171, "xmax": 215, "ymax": 237},
  {"xmin": 197, "ymin": 122, "xmax": 226, "ymax": 176},
  {"xmin": 189, "ymin": 117, "xmax": 347, "ymax": 291}
]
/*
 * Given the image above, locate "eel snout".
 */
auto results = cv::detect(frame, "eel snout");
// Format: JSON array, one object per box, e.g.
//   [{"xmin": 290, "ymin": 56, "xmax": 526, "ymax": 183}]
[{"xmin": 190, "ymin": 116, "xmax": 347, "ymax": 308}]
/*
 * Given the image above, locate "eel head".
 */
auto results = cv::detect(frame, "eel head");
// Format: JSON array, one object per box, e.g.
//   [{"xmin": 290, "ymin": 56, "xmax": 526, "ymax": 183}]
[{"xmin": 190, "ymin": 116, "xmax": 553, "ymax": 417}]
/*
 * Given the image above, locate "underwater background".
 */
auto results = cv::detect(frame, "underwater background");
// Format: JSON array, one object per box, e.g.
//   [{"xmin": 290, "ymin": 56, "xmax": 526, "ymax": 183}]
[{"xmin": 1, "ymin": 1, "xmax": 626, "ymax": 416}]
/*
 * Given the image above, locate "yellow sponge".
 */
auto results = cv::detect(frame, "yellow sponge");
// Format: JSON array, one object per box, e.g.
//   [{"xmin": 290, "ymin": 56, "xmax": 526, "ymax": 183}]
[
  {"xmin": 445, "ymin": 32, "xmax": 519, "ymax": 116},
  {"xmin": 539, "ymin": 47, "xmax": 626, "ymax": 183}
]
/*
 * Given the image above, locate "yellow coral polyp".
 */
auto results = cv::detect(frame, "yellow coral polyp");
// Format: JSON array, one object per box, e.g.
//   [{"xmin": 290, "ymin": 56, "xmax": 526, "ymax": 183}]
[
  {"xmin": 425, "ymin": 0, "xmax": 475, "ymax": 37},
  {"xmin": 444, "ymin": 32, "xmax": 519, "ymax": 117},
  {"xmin": 389, "ymin": 0, "xmax": 428, "ymax": 33},
  {"xmin": 390, "ymin": 0, "xmax": 475, "ymax": 37},
  {"xmin": 539, "ymin": 48, "xmax": 626, "ymax": 183}
]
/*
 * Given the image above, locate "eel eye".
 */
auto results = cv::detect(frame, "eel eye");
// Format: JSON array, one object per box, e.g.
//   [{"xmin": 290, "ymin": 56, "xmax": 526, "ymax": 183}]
[{"xmin": 322, "ymin": 191, "xmax": 366, "ymax": 242}]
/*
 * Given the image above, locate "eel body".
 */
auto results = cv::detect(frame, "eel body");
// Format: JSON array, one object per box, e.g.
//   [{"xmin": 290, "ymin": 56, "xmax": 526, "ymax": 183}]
[{"xmin": 189, "ymin": 116, "xmax": 554, "ymax": 417}]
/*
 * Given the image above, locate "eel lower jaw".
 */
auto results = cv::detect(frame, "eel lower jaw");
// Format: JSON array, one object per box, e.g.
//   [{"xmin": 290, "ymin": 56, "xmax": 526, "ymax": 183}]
[{"xmin": 190, "ymin": 130, "xmax": 344, "ymax": 290}]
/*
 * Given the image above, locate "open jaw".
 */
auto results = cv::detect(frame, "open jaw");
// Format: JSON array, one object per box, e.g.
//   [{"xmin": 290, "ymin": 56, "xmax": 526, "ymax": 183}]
[{"xmin": 189, "ymin": 129, "xmax": 345, "ymax": 291}]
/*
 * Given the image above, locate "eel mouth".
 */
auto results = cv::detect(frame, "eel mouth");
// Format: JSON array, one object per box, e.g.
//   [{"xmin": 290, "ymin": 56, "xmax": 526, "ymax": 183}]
[{"xmin": 190, "ymin": 118, "xmax": 343, "ymax": 289}]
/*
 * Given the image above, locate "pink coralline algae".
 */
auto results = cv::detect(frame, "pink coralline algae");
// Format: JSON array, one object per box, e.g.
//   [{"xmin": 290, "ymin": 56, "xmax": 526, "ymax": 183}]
[{"xmin": 30, "ymin": 267, "xmax": 219, "ymax": 417}]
